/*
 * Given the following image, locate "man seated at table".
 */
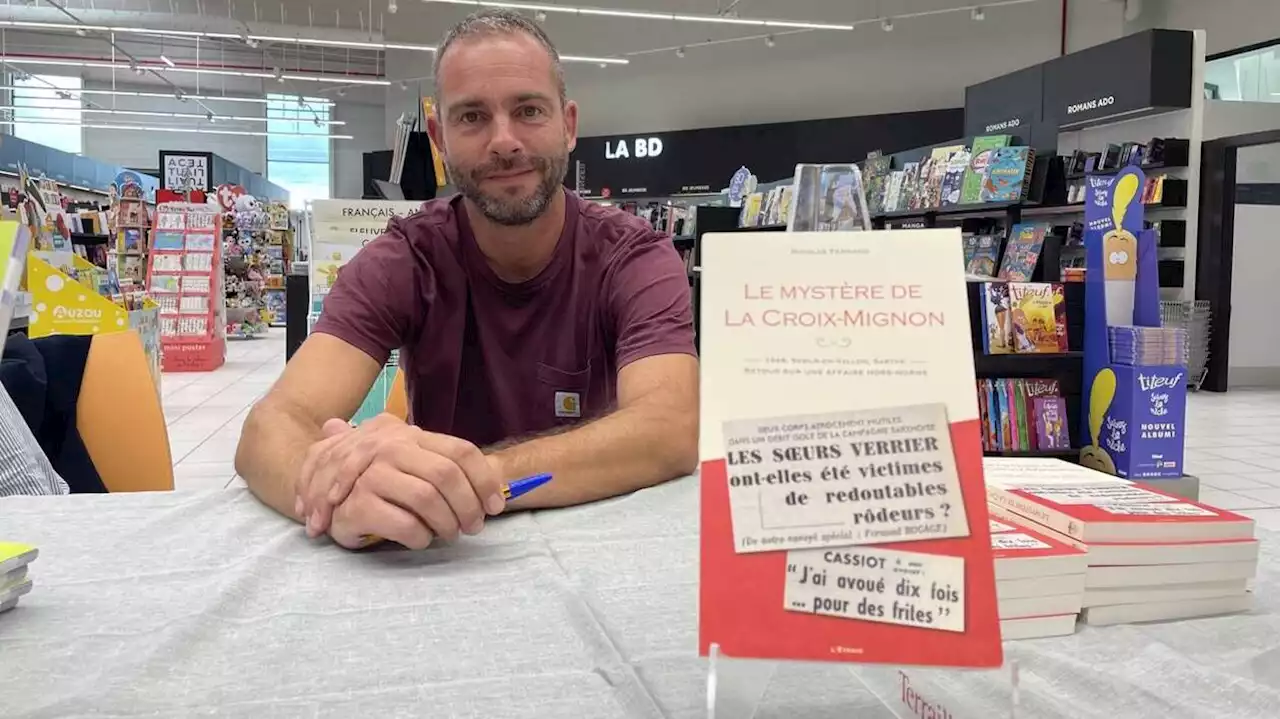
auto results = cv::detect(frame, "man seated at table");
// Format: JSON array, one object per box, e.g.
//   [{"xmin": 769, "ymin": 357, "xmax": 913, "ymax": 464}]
[{"xmin": 235, "ymin": 8, "xmax": 698, "ymax": 550}]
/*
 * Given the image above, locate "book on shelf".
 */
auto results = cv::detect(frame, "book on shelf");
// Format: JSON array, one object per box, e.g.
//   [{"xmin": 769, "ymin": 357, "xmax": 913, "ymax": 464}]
[
  {"xmin": 786, "ymin": 164, "xmax": 870, "ymax": 232},
  {"xmin": 1008, "ymin": 282, "xmax": 1068, "ymax": 353},
  {"xmin": 980, "ymin": 147, "xmax": 1035, "ymax": 203},
  {"xmin": 940, "ymin": 149, "xmax": 970, "ymax": 207},
  {"xmin": 963, "ymin": 234, "xmax": 1001, "ymax": 277},
  {"xmin": 996, "ymin": 222, "xmax": 1048, "ymax": 281},
  {"xmin": 862, "ymin": 154, "xmax": 893, "ymax": 216},
  {"xmin": 978, "ymin": 378, "xmax": 1069, "ymax": 452},
  {"xmin": 961, "ymin": 135, "xmax": 1012, "ymax": 204}
]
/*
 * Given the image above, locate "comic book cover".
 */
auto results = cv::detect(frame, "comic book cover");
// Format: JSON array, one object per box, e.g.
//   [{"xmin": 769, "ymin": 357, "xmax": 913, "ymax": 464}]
[
  {"xmin": 941, "ymin": 150, "xmax": 971, "ymax": 206},
  {"xmin": 1009, "ymin": 282, "xmax": 1066, "ymax": 353},
  {"xmin": 905, "ymin": 160, "xmax": 926, "ymax": 210},
  {"xmin": 862, "ymin": 155, "xmax": 892, "ymax": 216},
  {"xmin": 981, "ymin": 281, "xmax": 1012, "ymax": 354},
  {"xmin": 962, "ymin": 135, "xmax": 1012, "ymax": 204},
  {"xmin": 883, "ymin": 171, "xmax": 904, "ymax": 213},
  {"xmin": 967, "ymin": 235, "xmax": 1001, "ymax": 277},
  {"xmin": 980, "ymin": 147, "xmax": 1035, "ymax": 203},
  {"xmin": 786, "ymin": 164, "xmax": 869, "ymax": 232},
  {"xmin": 997, "ymin": 223, "xmax": 1048, "ymax": 281},
  {"xmin": 1033, "ymin": 396, "xmax": 1071, "ymax": 449}
]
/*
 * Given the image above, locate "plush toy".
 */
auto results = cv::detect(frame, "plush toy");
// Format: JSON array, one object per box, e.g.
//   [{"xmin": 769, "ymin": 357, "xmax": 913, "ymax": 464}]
[{"xmin": 234, "ymin": 194, "xmax": 261, "ymax": 214}]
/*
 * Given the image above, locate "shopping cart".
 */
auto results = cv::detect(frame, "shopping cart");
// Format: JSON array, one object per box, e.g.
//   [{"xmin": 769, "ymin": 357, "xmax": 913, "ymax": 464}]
[{"xmin": 1160, "ymin": 300, "xmax": 1211, "ymax": 390}]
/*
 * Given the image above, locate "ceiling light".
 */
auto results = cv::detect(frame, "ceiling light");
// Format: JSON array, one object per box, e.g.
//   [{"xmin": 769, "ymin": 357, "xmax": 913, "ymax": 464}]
[
  {"xmin": 74, "ymin": 28, "xmax": 87, "ymax": 37},
  {"xmin": 972, "ymin": 7, "xmax": 985, "ymax": 20},
  {"xmin": 130, "ymin": 62, "xmax": 144, "ymax": 75},
  {"xmin": 0, "ymin": 118, "xmax": 354, "ymax": 139},
  {"xmin": 765, "ymin": 35, "xmax": 775, "ymax": 48},
  {"xmin": 399, "ymin": 80, "xmax": 408, "ymax": 90},
  {"xmin": 174, "ymin": 89, "xmax": 185, "ymax": 101},
  {"xmin": 881, "ymin": 17, "xmax": 894, "ymax": 31},
  {"xmin": 0, "ymin": 19, "xmax": 624, "ymax": 65},
  {"xmin": 675, "ymin": 46, "xmax": 686, "ymax": 58},
  {"xmin": 388, "ymin": 0, "xmax": 399, "ymax": 12},
  {"xmin": 337, "ymin": 88, "xmax": 347, "ymax": 97},
  {"xmin": 597, "ymin": 62, "xmax": 606, "ymax": 68},
  {"xmin": 10, "ymin": 104, "xmax": 344, "ymax": 124},
  {"xmin": 160, "ymin": 55, "xmax": 176, "ymax": 68},
  {"xmin": 421, "ymin": 0, "xmax": 854, "ymax": 31},
  {"xmin": 535, "ymin": 10, "xmax": 547, "ymax": 22},
  {"xmin": 0, "ymin": 86, "xmax": 336, "ymax": 106}
]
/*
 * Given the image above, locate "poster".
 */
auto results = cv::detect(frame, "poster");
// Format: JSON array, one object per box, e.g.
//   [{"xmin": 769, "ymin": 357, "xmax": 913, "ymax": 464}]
[
  {"xmin": 160, "ymin": 152, "xmax": 211, "ymax": 192},
  {"xmin": 308, "ymin": 200, "xmax": 423, "ymax": 294},
  {"xmin": 698, "ymin": 229, "xmax": 1002, "ymax": 668}
]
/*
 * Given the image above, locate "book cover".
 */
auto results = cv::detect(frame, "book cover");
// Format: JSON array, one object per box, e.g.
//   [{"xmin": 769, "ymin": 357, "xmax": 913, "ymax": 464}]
[
  {"xmin": 984, "ymin": 379, "xmax": 998, "ymax": 450},
  {"xmin": 989, "ymin": 515, "xmax": 1088, "ymax": 580},
  {"xmin": 962, "ymin": 235, "xmax": 979, "ymax": 270},
  {"xmin": 883, "ymin": 171, "xmax": 904, "ymax": 212},
  {"xmin": 1033, "ymin": 396, "xmax": 1070, "ymax": 449},
  {"xmin": 962, "ymin": 136, "xmax": 1012, "ymax": 204},
  {"xmin": 941, "ymin": 151, "xmax": 971, "ymax": 206},
  {"xmin": 863, "ymin": 155, "xmax": 893, "ymax": 216},
  {"xmin": 1013, "ymin": 380, "xmax": 1031, "ymax": 451},
  {"xmin": 980, "ymin": 147, "xmax": 1035, "ymax": 203},
  {"xmin": 981, "ymin": 282, "xmax": 1012, "ymax": 355},
  {"xmin": 0, "ymin": 542, "xmax": 37, "ymax": 576},
  {"xmin": 966, "ymin": 235, "xmax": 1000, "ymax": 277},
  {"xmin": 983, "ymin": 458, "xmax": 1254, "ymax": 544},
  {"xmin": 997, "ymin": 223, "xmax": 1048, "ymax": 281},
  {"xmin": 1008, "ymin": 282, "xmax": 1067, "ymax": 353},
  {"xmin": 698, "ymin": 228, "xmax": 1002, "ymax": 668},
  {"xmin": 977, "ymin": 380, "xmax": 991, "ymax": 451},
  {"xmin": 997, "ymin": 381, "xmax": 1011, "ymax": 450}
]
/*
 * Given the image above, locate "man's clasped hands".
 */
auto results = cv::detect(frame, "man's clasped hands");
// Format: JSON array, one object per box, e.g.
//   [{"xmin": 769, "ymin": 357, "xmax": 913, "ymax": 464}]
[{"xmin": 294, "ymin": 414, "xmax": 507, "ymax": 549}]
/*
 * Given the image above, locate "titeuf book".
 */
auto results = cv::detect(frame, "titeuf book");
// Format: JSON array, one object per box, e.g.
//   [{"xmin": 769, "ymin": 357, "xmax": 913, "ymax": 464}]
[{"xmin": 698, "ymin": 228, "xmax": 1002, "ymax": 668}]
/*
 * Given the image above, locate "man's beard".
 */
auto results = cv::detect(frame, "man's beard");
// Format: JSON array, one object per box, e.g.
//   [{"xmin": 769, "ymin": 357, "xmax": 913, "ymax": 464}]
[{"xmin": 448, "ymin": 149, "xmax": 568, "ymax": 226}]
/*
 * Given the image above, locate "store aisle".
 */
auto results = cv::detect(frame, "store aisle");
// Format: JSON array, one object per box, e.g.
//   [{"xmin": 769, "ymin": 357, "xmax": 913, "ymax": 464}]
[
  {"xmin": 161, "ymin": 333, "xmax": 284, "ymax": 491},
  {"xmin": 158, "ymin": 342, "xmax": 1280, "ymax": 528}
]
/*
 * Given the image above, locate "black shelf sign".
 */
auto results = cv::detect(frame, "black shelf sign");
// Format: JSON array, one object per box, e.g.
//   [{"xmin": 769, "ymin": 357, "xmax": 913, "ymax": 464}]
[
  {"xmin": 963, "ymin": 64, "xmax": 1055, "ymax": 150},
  {"xmin": 1043, "ymin": 29, "xmax": 1193, "ymax": 130}
]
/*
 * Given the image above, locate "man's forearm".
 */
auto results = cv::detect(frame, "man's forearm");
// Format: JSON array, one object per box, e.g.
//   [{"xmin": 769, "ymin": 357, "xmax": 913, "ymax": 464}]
[
  {"xmin": 490, "ymin": 405, "xmax": 697, "ymax": 509},
  {"xmin": 235, "ymin": 400, "xmax": 323, "ymax": 521}
]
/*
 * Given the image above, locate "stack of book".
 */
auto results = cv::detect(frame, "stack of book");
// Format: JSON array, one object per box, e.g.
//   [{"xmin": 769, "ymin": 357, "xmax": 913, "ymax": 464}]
[
  {"xmin": 1, "ymin": 542, "xmax": 39, "ymax": 614},
  {"xmin": 991, "ymin": 517, "xmax": 1087, "ymax": 640},
  {"xmin": 1109, "ymin": 325, "xmax": 1188, "ymax": 366},
  {"xmin": 985, "ymin": 458, "xmax": 1257, "ymax": 627}
]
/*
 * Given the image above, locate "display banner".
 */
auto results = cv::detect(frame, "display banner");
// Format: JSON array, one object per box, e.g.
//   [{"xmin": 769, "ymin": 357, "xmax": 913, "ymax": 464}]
[
  {"xmin": 1042, "ymin": 29, "xmax": 1193, "ymax": 129},
  {"xmin": 159, "ymin": 151, "xmax": 213, "ymax": 192},
  {"xmin": 963, "ymin": 64, "xmax": 1055, "ymax": 151},
  {"xmin": 308, "ymin": 200, "xmax": 423, "ymax": 294},
  {"xmin": 569, "ymin": 109, "xmax": 963, "ymax": 197}
]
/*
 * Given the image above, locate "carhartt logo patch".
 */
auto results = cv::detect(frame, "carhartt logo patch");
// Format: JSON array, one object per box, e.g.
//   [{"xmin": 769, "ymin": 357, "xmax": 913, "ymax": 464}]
[{"xmin": 555, "ymin": 391, "xmax": 581, "ymax": 418}]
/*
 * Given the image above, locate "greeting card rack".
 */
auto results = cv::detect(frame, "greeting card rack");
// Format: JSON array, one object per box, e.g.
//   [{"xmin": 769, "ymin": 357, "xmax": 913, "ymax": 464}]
[{"xmin": 146, "ymin": 202, "xmax": 226, "ymax": 372}]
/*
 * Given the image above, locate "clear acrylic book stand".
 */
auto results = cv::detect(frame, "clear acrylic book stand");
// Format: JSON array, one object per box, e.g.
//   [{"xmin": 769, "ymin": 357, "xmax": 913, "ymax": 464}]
[{"xmin": 707, "ymin": 643, "xmax": 1020, "ymax": 718}]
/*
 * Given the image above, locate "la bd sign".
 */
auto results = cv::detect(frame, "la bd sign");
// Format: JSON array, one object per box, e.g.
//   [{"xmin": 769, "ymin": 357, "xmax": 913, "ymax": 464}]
[{"xmin": 605, "ymin": 137, "xmax": 663, "ymax": 160}]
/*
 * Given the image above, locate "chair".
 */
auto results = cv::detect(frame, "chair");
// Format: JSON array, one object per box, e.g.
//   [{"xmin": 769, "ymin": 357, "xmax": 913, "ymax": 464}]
[
  {"xmin": 76, "ymin": 331, "xmax": 174, "ymax": 492},
  {"xmin": 385, "ymin": 369, "xmax": 408, "ymax": 422}
]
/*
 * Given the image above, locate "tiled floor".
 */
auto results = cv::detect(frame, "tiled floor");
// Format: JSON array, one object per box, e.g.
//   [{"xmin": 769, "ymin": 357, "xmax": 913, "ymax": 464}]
[
  {"xmin": 161, "ymin": 333, "xmax": 1280, "ymax": 531},
  {"xmin": 161, "ymin": 332, "xmax": 284, "ymax": 492}
]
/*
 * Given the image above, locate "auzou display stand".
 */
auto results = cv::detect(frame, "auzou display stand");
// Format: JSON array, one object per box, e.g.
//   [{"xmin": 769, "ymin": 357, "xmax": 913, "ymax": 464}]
[
  {"xmin": 1077, "ymin": 166, "xmax": 1188, "ymax": 482},
  {"xmin": 707, "ymin": 644, "xmax": 1021, "ymax": 718}
]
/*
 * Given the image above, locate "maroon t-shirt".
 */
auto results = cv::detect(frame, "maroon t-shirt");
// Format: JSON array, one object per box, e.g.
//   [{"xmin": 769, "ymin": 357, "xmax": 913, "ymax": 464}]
[{"xmin": 312, "ymin": 192, "xmax": 696, "ymax": 447}]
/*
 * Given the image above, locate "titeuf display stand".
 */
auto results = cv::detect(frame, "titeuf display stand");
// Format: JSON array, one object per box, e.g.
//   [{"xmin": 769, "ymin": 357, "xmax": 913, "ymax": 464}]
[{"xmin": 697, "ymin": 226, "xmax": 1019, "ymax": 718}]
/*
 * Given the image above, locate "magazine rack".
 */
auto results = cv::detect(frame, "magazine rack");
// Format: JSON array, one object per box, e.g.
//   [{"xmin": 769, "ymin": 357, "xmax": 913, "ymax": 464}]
[{"xmin": 707, "ymin": 644, "xmax": 1021, "ymax": 718}]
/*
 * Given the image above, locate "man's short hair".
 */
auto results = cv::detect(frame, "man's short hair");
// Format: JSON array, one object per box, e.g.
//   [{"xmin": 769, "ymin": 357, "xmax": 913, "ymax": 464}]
[{"xmin": 433, "ymin": 8, "xmax": 567, "ymax": 106}]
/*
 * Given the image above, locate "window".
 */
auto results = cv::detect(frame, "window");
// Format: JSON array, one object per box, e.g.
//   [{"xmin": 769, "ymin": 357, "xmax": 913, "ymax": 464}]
[
  {"xmin": 267, "ymin": 94, "xmax": 331, "ymax": 209},
  {"xmin": 1206, "ymin": 42, "xmax": 1280, "ymax": 103},
  {"xmin": 11, "ymin": 74, "xmax": 83, "ymax": 154}
]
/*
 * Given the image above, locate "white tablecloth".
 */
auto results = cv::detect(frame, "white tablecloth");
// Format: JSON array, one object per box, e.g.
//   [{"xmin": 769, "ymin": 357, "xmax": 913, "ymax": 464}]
[{"xmin": 1, "ymin": 477, "xmax": 1278, "ymax": 718}]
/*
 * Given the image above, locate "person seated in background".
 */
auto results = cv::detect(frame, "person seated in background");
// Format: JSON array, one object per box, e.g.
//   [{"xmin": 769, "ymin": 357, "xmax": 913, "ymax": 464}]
[
  {"xmin": 235, "ymin": 8, "xmax": 698, "ymax": 550},
  {"xmin": 0, "ymin": 383, "xmax": 68, "ymax": 497}
]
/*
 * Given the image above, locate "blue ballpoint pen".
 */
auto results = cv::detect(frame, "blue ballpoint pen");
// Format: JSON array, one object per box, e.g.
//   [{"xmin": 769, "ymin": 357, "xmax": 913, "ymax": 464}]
[{"xmin": 356, "ymin": 472, "xmax": 553, "ymax": 547}]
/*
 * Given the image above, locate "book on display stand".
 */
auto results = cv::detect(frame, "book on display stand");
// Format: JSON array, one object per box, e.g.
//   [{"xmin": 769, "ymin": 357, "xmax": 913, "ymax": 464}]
[{"xmin": 698, "ymin": 164, "xmax": 1018, "ymax": 718}]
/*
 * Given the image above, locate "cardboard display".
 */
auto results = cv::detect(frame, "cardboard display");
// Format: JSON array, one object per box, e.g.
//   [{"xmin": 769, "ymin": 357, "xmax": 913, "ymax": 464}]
[{"xmin": 1079, "ymin": 166, "xmax": 1188, "ymax": 480}]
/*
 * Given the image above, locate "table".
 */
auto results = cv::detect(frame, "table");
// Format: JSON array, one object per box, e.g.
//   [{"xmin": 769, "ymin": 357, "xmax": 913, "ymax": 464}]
[{"xmin": 2, "ymin": 477, "xmax": 1279, "ymax": 718}]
